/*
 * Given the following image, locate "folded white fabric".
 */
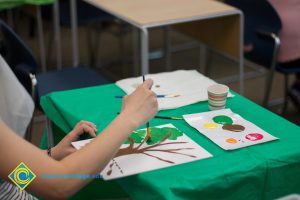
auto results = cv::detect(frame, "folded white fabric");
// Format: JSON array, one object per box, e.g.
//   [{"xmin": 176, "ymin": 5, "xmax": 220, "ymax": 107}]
[
  {"xmin": 116, "ymin": 70, "xmax": 233, "ymax": 110},
  {"xmin": 0, "ymin": 54, "xmax": 34, "ymax": 137}
]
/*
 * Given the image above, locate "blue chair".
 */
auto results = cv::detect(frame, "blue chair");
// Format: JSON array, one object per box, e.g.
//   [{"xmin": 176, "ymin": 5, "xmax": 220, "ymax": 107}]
[
  {"xmin": 0, "ymin": 19, "xmax": 112, "ymax": 140},
  {"xmin": 225, "ymin": 0, "xmax": 300, "ymax": 112}
]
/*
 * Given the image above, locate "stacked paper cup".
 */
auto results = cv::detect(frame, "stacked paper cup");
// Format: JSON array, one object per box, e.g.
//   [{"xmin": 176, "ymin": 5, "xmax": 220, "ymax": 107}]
[{"xmin": 207, "ymin": 84, "xmax": 229, "ymax": 110}]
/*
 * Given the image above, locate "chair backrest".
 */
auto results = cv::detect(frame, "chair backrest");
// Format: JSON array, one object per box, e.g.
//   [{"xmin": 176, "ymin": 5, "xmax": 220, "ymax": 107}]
[
  {"xmin": 225, "ymin": 0, "xmax": 282, "ymax": 67},
  {"xmin": 0, "ymin": 19, "xmax": 37, "ymax": 94}
]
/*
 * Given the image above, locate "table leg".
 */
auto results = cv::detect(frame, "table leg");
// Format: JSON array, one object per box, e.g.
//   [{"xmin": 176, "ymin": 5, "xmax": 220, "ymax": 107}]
[
  {"xmin": 36, "ymin": 6, "xmax": 47, "ymax": 72},
  {"xmin": 70, "ymin": 0, "xmax": 79, "ymax": 67},
  {"xmin": 53, "ymin": 0, "xmax": 62, "ymax": 70},
  {"xmin": 140, "ymin": 27, "xmax": 149, "ymax": 75}
]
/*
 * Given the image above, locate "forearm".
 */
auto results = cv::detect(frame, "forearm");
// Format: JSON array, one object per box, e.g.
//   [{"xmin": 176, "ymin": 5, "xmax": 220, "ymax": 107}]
[
  {"xmin": 57, "ymin": 113, "xmax": 137, "ymax": 193},
  {"xmin": 0, "ymin": 78, "xmax": 156, "ymax": 199},
  {"xmin": 37, "ymin": 113, "xmax": 137, "ymax": 198},
  {"xmin": 42, "ymin": 146, "xmax": 63, "ymax": 161},
  {"xmin": 0, "ymin": 114, "xmax": 137, "ymax": 199}
]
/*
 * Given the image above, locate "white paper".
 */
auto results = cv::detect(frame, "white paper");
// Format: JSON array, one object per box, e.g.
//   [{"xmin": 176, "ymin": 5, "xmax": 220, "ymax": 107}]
[
  {"xmin": 71, "ymin": 138, "xmax": 93, "ymax": 150},
  {"xmin": 72, "ymin": 124, "xmax": 212, "ymax": 180},
  {"xmin": 116, "ymin": 70, "xmax": 233, "ymax": 110},
  {"xmin": 183, "ymin": 109, "xmax": 278, "ymax": 150}
]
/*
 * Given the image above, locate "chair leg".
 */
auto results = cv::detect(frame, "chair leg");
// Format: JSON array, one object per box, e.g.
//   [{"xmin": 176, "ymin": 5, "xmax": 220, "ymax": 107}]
[
  {"xmin": 281, "ymin": 74, "xmax": 289, "ymax": 115},
  {"xmin": 261, "ymin": 33, "xmax": 281, "ymax": 108},
  {"xmin": 263, "ymin": 69, "xmax": 275, "ymax": 107}
]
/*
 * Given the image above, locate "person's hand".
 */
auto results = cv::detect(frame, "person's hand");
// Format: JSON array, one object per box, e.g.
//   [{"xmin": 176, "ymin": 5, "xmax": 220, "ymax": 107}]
[
  {"xmin": 121, "ymin": 79, "xmax": 158, "ymax": 128},
  {"xmin": 51, "ymin": 121, "xmax": 97, "ymax": 160}
]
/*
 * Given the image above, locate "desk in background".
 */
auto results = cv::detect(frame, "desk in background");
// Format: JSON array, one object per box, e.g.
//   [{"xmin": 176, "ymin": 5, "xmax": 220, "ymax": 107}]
[
  {"xmin": 40, "ymin": 84, "xmax": 300, "ymax": 199},
  {"xmin": 83, "ymin": 0, "xmax": 244, "ymax": 94}
]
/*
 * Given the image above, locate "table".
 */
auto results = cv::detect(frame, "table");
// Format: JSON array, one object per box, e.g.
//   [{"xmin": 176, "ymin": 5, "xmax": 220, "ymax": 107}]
[
  {"xmin": 83, "ymin": 0, "xmax": 244, "ymax": 94},
  {"xmin": 40, "ymin": 84, "xmax": 300, "ymax": 199},
  {"xmin": 0, "ymin": 0, "xmax": 53, "ymax": 10}
]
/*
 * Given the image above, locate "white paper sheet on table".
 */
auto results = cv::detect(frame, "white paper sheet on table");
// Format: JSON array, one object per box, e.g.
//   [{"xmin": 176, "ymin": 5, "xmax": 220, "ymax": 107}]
[
  {"xmin": 116, "ymin": 70, "xmax": 233, "ymax": 110},
  {"xmin": 72, "ymin": 124, "xmax": 212, "ymax": 180},
  {"xmin": 183, "ymin": 109, "xmax": 278, "ymax": 150}
]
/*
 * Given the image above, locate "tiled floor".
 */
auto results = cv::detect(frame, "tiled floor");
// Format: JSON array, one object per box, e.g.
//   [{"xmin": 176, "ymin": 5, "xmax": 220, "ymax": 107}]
[{"xmin": 8, "ymin": 16, "xmax": 298, "ymax": 146}]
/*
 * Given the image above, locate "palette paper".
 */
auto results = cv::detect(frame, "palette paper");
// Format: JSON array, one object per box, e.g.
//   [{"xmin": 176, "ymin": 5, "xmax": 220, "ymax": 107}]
[
  {"xmin": 183, "ymin": 109, "xmax": 278, "ymax": 150},
  {"xmin": 116, "ymin": 70, "xmax": 233, "ymax": 110},
  {"xmin": 72, "ymin": 124, "xmax": 212, "ymax": 180}
]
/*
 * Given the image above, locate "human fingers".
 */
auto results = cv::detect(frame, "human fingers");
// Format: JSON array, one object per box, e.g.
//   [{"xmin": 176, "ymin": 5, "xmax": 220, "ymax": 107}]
[
  {"xmin": 142, "ymin": 79, "xmax": 153, "ymax": 89},
  {"xmin": 78, "ymin": 120, "xmax": 97, "ymax": 132},
  {"xmin": 148, "ymin": 92, "xmax": 158, "ymax": 118},
  {"xmin": 121, "ymin": 96, "xmax": 128, "ymax": 111},
  {"xmin": 71, "ymin": 123, "xmax": 96, "ymax": 138},
  {"xmin": 80, "ymin": 124, "xmax": 97, "ymax": 137}
]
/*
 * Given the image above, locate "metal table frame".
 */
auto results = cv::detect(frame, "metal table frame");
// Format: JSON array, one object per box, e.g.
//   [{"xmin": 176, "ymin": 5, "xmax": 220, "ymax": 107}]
[{"xmin": 79, "ymin": 0, "xmax": 244, "ymax": 94}]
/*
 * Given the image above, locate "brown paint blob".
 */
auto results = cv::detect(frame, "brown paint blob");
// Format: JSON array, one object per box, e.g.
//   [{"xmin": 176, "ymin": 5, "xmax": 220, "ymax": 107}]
[{"xmin": 222, "ymin": 124, "xmax": 245, "ymax": 132}]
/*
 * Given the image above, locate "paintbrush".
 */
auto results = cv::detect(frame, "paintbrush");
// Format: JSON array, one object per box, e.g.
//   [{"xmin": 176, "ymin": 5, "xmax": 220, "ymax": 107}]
[
  {"xmin": 154, "ymin": 116, "xmax": 184, "ymax": 120},
  {"xmin": 116, "ymin": 112, "xmax": 183, "ymax": 120},
  {"xmin": 156, "ymin": 94, "xmax": 180, "ymax": 98},
  {"xmin": 143, "ymin": 75, "xmax": 151, "ymax": 140},
  {"xmin": 115, "ymin": 93, "xmax": 180, "ymax": 99}
]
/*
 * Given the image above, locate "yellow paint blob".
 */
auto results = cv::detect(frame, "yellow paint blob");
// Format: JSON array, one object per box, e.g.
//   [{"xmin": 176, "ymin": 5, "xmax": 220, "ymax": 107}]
[
  {"xmin": 203, "ymin": 123, "xmax": 218, "ymax": 129},
  {"xmin": 226, "ymin": 138, "xmax": 238, "ymax": 144}
]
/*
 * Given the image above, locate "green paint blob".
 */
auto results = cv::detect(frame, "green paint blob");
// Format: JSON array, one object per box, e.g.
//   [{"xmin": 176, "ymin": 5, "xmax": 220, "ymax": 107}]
[
  {"xmin": 147, "ymin": 127, "xmax": 183, "ymax": 145},
  {"xmin": 213, "ymin": 115, "xmax": 233, "ymax": 125},
  {"xmin": 124, "ymin": 130, "xmax": 145, "ymax": 144},
  {"xmin": 124, "ymin": 127, "xmax": 183, "ymax": 145}
]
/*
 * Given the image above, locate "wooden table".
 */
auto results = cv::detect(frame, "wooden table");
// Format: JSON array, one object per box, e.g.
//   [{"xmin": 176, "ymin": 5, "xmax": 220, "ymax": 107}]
[{"xmin": 84, "ymin": 0, "xmax": 244, "ymax": 93}]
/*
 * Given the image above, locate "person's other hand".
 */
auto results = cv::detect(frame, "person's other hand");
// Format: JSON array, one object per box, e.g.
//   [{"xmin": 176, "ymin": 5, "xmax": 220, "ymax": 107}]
[
  {"xmin": 51, "ymin": 121, "xmax": 97, "ymax": 160},
  {"xmin": 121, "ymin": 79, "xmax": 158, "ymax": 128}
]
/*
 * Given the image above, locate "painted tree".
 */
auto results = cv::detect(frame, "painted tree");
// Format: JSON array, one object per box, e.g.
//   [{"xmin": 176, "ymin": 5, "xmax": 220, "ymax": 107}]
[{"xmin": 107, "ymin": 127, "xmax": 196, "ymax": 176}]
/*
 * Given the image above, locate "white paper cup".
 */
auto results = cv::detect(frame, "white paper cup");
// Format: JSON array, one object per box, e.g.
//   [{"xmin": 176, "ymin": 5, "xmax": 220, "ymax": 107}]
[{"xmin": 207, "ymin": 84, "xmax": 229, "ymax": 110}]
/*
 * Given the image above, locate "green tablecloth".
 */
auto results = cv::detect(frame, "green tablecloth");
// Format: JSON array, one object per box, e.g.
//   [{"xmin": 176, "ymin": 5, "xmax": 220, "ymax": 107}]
[
  {"xmin": 0, "ymin": 0, "xmax": 54, "ymax": 10},
  {"xmin": 40, "ymin": 84, "xmax": 300, "ymax": 200}
]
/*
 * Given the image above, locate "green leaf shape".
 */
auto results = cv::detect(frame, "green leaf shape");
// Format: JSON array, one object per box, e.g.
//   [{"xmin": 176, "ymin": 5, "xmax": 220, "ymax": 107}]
[
  {"xmin": 123, "ymin": 129, "xmax": 146, "ymax": 144},
  {"xmin": 123, "ymin": 127, "xmax": 183, "ymax": 145}
]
